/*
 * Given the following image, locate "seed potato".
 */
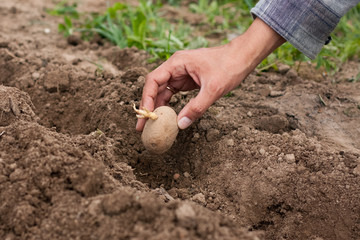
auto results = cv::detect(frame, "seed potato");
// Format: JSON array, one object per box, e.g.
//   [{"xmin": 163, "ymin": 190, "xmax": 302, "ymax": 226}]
[{"xmin": 141, "ymin": 106, "xmax": 179, "ymax": 154}]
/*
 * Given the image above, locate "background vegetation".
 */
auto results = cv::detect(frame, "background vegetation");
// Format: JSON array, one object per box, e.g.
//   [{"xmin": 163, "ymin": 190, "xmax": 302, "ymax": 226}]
[{"xmin": 49, "ymin": 0, "xmax": 360, "ymax": 75}]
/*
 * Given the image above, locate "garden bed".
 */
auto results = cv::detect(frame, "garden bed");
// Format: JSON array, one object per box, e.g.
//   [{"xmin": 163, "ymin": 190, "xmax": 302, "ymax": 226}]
[{"xmin": 1, "ymin": 1, "xmax": 360, "ymax": 239}]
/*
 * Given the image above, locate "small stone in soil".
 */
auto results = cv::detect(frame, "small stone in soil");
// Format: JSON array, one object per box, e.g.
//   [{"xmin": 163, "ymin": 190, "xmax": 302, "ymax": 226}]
[
  {"xmin": 175, "ymin": 203, "xmax": 195, "ymax": 220},
  {"xmin": 269, "ymin": 90, "xmax": 285, "ymax": 97},
  {"xmin": 278, "ymin": 63, "xmax": 291, "ymax": 74},
  {"xmin": 191, "ymin": 193, "xmax": 206, "ymax": 205},
  {"xmin": 32, "ymin": 72, "xmax": 40, "ymax": 80},
  {"xmin": 259, "ymin": 148, "xmax": 266, "ymax": 155},
  {"xmin": 286, "ymin": 69, "xmax": 298, "ymax": 79},
  {"xmin": 284, "ymin": 154, "xmax": 296, "ymax": 163},
  {"xmin": 173, "ymin": 173, "xmax": 180, "ymax": 180},
  {"xmin": 226, "ymin": 139, "xmax": 235, "ymax": 147},
  {"xmin": 206, "ymin": 129, "xmax": 220, "ymax": 142},
  {"xmin": 353, "ymin": 165, "xmax": 360, "ymax": 175}
]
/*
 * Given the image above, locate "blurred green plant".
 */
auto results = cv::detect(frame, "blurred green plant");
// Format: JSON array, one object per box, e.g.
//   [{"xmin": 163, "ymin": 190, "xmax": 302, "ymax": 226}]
[
  {"xmin": 58, "ymin": 16, "xmax": 74, "ymax": 37},
  {"xmin": 47, "ymin": 0, "xmax": 79, "ymax": 18},
  {"xmin": 50, "ymin": 0, "xmax": 360, "ymax": 73},
  {"xmin": 50, "ymin": 0, "xmax": 207, "ymax": 60},
  {"xmin": 188, "ymin": 0, "xmax": 255, "ymax": 30},
  {"xmin": 347, "ymin": 71, "xmax": 360, "ymax": 83},
  {"xmin": 224, "ymin": 91, "xmax": 234, "ymax": 98},
  {"xmin": 47, "ymin": 0, "xmax": 79, "ymax": 37}
]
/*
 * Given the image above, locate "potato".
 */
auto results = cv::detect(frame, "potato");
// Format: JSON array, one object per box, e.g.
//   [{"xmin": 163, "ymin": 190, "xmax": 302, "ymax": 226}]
[{"xmin": 141, "ymin": 106, "xmax": 179, "ymax": 154}]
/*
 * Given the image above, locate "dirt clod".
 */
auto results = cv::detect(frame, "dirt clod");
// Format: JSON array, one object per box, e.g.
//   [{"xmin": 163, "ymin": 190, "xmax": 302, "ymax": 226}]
[
  {"xmin": 206, "ymin": 128, "xmax": 221, "ymax": 142},
  {"xmin": 0, "ymin": 85, "xmax": 37, "ymax": 126},
  {"xmin": 67, "ymin": 34, "xmax": 83, "ymax": 46},
  {"xmin": 191, "ymin": 193, "xmax": 206, "ymax": 205},
  {"xmin": 43, "ymin": 69, "xmax": 70, "ymax": 93},
  {"xmin": 284, "ymin": 153, "xmax": 296, "ymax": 163}
]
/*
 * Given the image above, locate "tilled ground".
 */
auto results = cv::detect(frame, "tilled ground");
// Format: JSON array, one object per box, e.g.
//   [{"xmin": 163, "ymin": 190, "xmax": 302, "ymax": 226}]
[{"xmin": 1, "ymin": 1, "xmax": 360, "ymax": 240}]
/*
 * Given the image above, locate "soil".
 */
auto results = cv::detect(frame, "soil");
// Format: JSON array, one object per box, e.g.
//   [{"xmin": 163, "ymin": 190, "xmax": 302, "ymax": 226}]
[{"xmin": 1, "ymin": 1, "xmax": 360, "ymax": 240}]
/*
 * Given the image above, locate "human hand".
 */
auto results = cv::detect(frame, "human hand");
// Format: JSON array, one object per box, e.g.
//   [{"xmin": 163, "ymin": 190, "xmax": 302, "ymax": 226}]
[
  {"xmin": 136, "ymin": 18, "xmax": 285, "ymax": 131},
  {"xmin": 136, "ymin": 44, "xmax": 249, "ymax": 131}
]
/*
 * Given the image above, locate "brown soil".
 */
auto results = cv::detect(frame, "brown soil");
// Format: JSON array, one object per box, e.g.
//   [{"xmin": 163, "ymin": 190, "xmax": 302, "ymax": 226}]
[{"xmin": 1, "ymin": 1, "xmax": 360, "ymax": 240}]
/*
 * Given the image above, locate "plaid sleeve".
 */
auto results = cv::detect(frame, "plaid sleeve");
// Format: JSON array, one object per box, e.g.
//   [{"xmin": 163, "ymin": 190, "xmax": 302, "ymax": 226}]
[{"xmin": 251, "ymin": 0, "xmax": 360, "ymax": 59}]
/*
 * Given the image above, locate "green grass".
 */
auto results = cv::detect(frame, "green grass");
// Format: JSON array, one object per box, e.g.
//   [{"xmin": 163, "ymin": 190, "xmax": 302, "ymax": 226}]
[
  {"xmin": 185, "ymin": 0, "xmax": 255, "ymax": 33},
  {"xmin": 47, "ymin": 0, "xmax": 79, "ymax": 19},
  {"xmin": 321, "ymin": 6, "xmax": 360, "ymax": 70},
  {"xmin": 49, "ymin": 0, "xmax": 207, "ymax": 60},
  {"xmin": 49, "ymin": 0, "xmax": 360, "ymax": 74}
]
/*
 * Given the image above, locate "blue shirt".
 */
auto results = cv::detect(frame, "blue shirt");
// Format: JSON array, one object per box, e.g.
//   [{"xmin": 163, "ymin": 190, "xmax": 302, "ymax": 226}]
[{"xmin": 251, "ymin": 0, "xmax": 360, "ymax": 59}]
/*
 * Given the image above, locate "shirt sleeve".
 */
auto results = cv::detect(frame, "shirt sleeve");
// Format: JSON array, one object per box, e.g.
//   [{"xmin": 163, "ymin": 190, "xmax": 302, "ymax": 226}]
[{"xmin": 251, "ymin": 0, "xmax": 360, "ymax": 59}]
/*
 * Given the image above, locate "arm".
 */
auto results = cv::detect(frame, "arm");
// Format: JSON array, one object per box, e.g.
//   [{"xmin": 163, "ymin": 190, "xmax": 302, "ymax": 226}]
[{"xmin": 136, "ymin": 18, "xmax": 285, "ymax": 131}]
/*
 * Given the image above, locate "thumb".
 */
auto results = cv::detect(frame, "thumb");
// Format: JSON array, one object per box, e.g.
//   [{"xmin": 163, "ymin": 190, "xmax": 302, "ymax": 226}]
[{"xmin": 177, "ymin": 89, "xmax": 216, "ymax": 129}]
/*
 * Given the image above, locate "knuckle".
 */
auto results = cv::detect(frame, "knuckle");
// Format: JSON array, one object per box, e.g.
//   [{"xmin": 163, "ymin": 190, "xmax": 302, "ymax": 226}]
[
  {"xmin": 145, "ymin": 71, "xmax": 154, "ymax": 81},
  {"xmin": 172, "ymin": 50, "xmax": 184, "ymax": 57},
  {"xmin": 145, "ymin": 71, "xmax": 161, "ymax": 86},
  {"xmin": 190, "ymin": 102, "xmax": 205, "ymax": 116},
  {"xmin": 207, "ymin": 83, "xmax": 225, "ymax": 97},
  {"xmin": 170, "ymin": 50, "xmax": 190, "ymax": 62}
]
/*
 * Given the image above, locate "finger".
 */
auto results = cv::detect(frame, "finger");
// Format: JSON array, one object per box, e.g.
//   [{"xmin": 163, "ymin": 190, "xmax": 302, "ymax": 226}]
[
  {"xmin": 136, "ymin": 118, "xmax": 146, "ymax": 132},
  {"xmin": 136, "ymin": 66, "xmax": 171, "ymax": 132},
  {"xmin": 177, "ymin": 88, "xmax": 217, "ymax": 129},
  {"xmin": 141, "ymin": 69, "xmax": 171, "ymax": 110},
  {"xmin": 154, "ymin": 86, "xmax": 175, "ymax": 108}
]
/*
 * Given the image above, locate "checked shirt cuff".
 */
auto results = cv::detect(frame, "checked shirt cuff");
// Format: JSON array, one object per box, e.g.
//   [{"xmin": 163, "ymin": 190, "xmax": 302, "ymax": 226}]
[{"xmin": 251, "ymin": 0, "xmax": 341, "ymax": 59}]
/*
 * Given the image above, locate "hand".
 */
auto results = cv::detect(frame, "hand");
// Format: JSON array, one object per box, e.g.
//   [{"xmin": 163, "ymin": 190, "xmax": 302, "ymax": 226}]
[{"xmin": 136, "ymin": 18, "xmax": 285, "ymax": 131}]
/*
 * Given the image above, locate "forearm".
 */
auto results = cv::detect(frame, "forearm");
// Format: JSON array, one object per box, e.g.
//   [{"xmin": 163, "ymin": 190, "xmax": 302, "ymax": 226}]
[{"xmin": 225, "ymin": 18, "xmax": 286, "ymax": 82}]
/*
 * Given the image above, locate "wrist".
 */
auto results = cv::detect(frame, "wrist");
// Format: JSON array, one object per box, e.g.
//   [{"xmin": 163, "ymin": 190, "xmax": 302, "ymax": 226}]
[{"xmin": 228, "ymin": 18, "xmax": 286, "ymax": 71}]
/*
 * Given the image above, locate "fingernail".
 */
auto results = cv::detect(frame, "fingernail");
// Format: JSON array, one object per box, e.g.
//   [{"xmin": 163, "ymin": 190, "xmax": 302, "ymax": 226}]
[{"xmin": 178, "ymin": 117, "xmax": 192, "ymax": 129}]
